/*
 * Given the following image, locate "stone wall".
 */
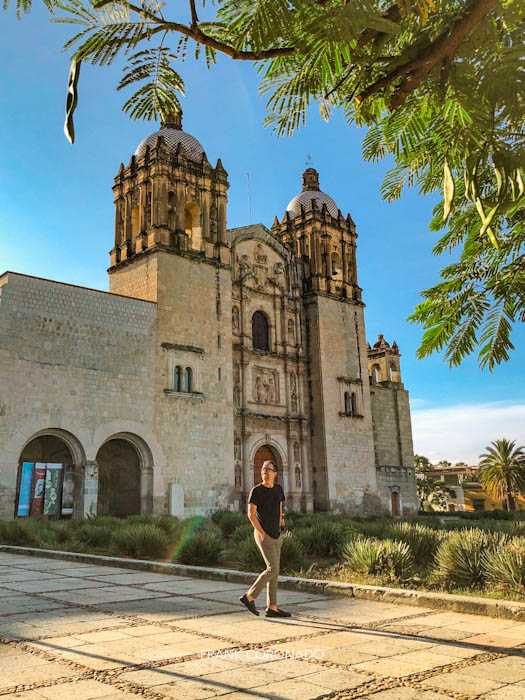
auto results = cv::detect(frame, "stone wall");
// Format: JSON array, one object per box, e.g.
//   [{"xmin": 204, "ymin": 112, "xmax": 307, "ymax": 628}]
[
  {"xmin": 306, "ymin": 296, "xmax": 379, "ymax": 513},
  {"xmin": 150, "ymin": 251, "xmax": 235, "ymax": 515},
  {"xmin": 0, "ymin": 272, "xmax": 158, "ymax": 520},
  {"xmin": 370, "ymin": 381, "xmax": 417, "ymax": 514}
]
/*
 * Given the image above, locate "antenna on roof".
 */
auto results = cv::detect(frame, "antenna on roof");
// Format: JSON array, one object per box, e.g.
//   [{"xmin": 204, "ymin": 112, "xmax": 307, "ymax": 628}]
[
  {"xmin": 246, "ymin": 173, "xmax": 252, "ymax": 225},
  {"xmin": 306, "ymin": 154, "xmax": 313, "ymax": 167}
]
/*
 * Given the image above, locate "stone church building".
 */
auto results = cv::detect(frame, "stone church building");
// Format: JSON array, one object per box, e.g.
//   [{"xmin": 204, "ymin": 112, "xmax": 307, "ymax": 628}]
[{"xmin": 0, "ymin": 113, "xmax": 417, "ymax": 521}]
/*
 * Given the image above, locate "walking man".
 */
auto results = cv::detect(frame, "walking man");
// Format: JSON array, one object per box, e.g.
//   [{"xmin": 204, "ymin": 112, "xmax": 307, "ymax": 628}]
[{"xmin": 239, "ymin": 460, "xmax": 291, "ymax": 618}]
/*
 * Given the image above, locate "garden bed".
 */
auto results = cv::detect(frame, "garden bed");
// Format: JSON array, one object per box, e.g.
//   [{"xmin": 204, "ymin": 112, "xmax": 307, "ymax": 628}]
[{"xmin": 1, "ymin": 510, "xmax": 525, "ymax": 602}]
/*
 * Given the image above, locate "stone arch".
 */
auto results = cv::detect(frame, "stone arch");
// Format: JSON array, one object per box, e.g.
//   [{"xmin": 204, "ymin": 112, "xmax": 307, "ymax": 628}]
[
  {"xmin": 251, "ymin": 309, "xmax": 270, "ymax": 351},
  {"xmin": 185, "ymin": 201, "xmax": 201, "ymax": 250},
  {"xmin": 96, "ymin": 432, "xmax": 154, "ymax": 516},
  {"xmin": 372, "ymin": 364, "xmax": 381, "ymax": 383},
  {"xmin": 331, "ymin": 251, "xmax": 342, "ymax": 281},
  {"xmin": 16, "ymin": 428, "xmax": 86, "ymax": 519}
]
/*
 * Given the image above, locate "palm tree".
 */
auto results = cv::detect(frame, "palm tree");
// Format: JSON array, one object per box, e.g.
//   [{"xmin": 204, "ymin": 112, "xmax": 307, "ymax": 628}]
[{"xmin": 477, "ymin": 439, "xmax": 525, "ymax": 511}]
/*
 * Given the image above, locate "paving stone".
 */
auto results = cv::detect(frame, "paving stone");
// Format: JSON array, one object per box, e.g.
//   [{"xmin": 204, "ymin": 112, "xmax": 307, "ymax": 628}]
[
  {"xmin": 297, "ymin": 667, "xmax": 368, "ymax": 691},
  {"xmin": 36, "ymin": 679, "xmax": 118, "ymax": 699},
  {"xmin": 420, "ymin": 669, "xmax": 506, "ymax": 695},
  {"xmin": 247, "ymin": 677, "xmax": 333, "ymax": 699},
  {"xmin": 453, "ymin": 656, "xmax": 525, "ymax": 683},
  {"xmin": 362, "ymin": 689, "xmax": 445, "ymax": 699}
]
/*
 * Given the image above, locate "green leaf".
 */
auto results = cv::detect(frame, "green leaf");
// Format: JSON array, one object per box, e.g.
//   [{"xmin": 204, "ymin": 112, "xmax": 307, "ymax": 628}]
[{"xmin": 443, "ymin": 159, "xmax": 454, "ymax": 221}]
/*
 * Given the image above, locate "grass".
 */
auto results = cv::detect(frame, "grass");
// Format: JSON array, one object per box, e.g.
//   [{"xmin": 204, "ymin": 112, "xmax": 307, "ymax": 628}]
[{"xmin": 2, "ymin": 511, "xmax": 525, "ymax": 600}]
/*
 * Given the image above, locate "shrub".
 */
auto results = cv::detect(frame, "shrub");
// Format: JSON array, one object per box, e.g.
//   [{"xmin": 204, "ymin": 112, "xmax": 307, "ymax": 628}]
[
  {"xmin": 229, "ymin": 522, "xmax": 253, "ymax": 545},
  {"xmin": 279, "ymin": 532, "xmax": 306, "ymax": 572},
  {"xmin": 236, "ymin": 535, "xmax": 262, "ymax": 571},
  {"xmin": 353, "ymin": 520, "xmax": 391, "ymax": 539},
  {"xmin": 77, "ymin": 523, "xmax": 113, "ymax": 548},
  {"xmin": 175, "ymin": 530, "xmax": 224, "ymax": 566},
  {"xmin": 342, "ymin": 537, "xmax": 414, "ymax": 580},
  {"xmin": 0, "ymin": 518, "xmax": 46, "ymax": 547},
  {"xmin": 214, "ymin": 511, "xmax": 246, "ymax": 538},
  {"xmin": 111, "ymin": 524, "xmax": 169, "ymax": 560},
  {"xmin": 236, "ymin": 531, "xmax": 304, "ymax": 572},
  {"xmin": 88, "ymin": 515, "xmax": 124, "ymax": 531},
  {"xmin": 151, "ymin": 514, "xmax": 180, "ymax": 539},
  {"xmin": 387, "ymin": 522, "xmax": 444, "ymax": 568},
  {"xmin": 295, "ymin": 521, "xmax": 348, "ymax": 558},
  {"xmin": 49, "ymin": 521, "xmax": 75, "ymax": 545},
  {"xmin": 435, "ymin": 528, "xmax": 500, "ymax": 588},
  {"xmin": 483, "ymin": 537, "xmax": 525, "ymax": 591}
]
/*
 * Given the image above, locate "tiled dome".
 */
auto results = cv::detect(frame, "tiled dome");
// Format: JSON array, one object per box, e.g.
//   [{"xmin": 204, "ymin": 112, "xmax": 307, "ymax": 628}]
[
  {"xmin": 285, "ymin": 167, "xmax": 339, "ymax": 218},
  {"xmin": 134, "ymin": 112, "xmax": 205, "ymax": 162},
  {"xmin": 286, "ymin": 190, "xmax": 339, "ymax": 218}
]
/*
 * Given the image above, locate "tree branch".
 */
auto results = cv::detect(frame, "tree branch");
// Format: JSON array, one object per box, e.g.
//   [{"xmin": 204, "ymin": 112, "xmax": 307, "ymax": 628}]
[
  {"xmin": 355, "ymin": 0, "xmax": 499, "ymax": 109},
  {"xmin": 120, "ymin": 0, "xmax": 295, "ymax": 60}
]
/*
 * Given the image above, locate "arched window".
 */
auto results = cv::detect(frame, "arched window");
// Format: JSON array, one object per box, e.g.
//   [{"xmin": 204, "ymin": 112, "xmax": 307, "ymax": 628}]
[
  {"xmin": 344, "ymin": 392, "xmax": 351, "ymax": 416},
  {"xmin": 372, "ymin": 365, "xmax": 380, "ymax": 383},
  {"xmin": 351, "ymin": 392, "xmax": 357, "ymax": 415},
  {"xmin": 184, "ymin": 202, "xmax": 201, "ymax": 250},
  {"xmin": 331, "ymin": 252, "xmax": 342, "ymax": 280},
  {"xmin": 252, "ymin": 311, "xmax": 270, "ymax": 351},
  {"xmin": 184, "ymin": 367, "xmax": 193, "ymax": 393},
  {"xmin": 174, "ymin": 366, "xmax": 183, "ymax": 392},
  {"xmin": 168, "ymin": 191, "xmax": 176, "ymax": 231}
]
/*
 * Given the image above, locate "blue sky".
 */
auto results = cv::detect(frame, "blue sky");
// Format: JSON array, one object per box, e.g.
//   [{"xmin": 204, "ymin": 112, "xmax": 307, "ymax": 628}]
[{"xmin": 1, "ymin": 5, "xmax": 523, "ymax": 463}]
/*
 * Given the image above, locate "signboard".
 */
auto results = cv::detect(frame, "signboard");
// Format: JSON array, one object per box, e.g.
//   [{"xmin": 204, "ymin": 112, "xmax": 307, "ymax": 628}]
[
  {"xmin": 43, "ymin": 464, "xmax": 63, "ymax": 517},
  {"xmin": 31, "ymin": 463, "xmax": 47, "ymax": 516},
  {"xmin": 61, "ymin": 465, "xmax": 75, "ymax": 515},
  {"xmin": 17, "ymin": 462, "xmax": 34, "ymax": 517}
]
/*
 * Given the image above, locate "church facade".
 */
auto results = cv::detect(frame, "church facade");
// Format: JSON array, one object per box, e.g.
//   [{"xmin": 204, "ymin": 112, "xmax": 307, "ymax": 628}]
[{"xmin": 0, "ymin": 113, "xmax": 418, "ymax": 521}]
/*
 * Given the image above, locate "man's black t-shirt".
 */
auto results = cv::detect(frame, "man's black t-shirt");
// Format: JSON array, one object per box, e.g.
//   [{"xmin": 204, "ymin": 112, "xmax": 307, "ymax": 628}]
[{"xmin": 248, "ymin": 483, "xmax": 285, "ymax": 539}]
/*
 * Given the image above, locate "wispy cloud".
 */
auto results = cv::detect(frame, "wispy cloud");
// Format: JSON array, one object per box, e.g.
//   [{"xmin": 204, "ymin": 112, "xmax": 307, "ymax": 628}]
[{"xmin": 411, "ymin": 401, "xmax": 525, "ymax": 465}]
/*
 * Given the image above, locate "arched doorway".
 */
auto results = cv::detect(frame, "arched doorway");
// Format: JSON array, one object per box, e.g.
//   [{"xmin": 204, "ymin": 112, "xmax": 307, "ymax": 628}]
[
  {"xmin": 96, "ymin": 439, "xmax": 141, "ymax": 517},
  {"xmin": 253, "ymin": 444, "xmax": 282, "ymax": 488},
  {"xmin": 391, "ymin": 491, "xmax": 400, "ymax": 516},
  {"xmin": 18, "ymin": 434, "xmax": 76, "ymax": 518}
]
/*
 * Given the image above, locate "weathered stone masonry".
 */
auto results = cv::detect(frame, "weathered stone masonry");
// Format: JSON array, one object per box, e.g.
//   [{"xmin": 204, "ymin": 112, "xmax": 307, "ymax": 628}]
[{"xmin": 0, "ymin": 112, "xmax": 418, "ymax": 519}]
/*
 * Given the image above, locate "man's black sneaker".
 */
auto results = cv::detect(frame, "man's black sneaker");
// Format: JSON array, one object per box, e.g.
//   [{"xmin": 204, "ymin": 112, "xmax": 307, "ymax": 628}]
[
  {"xmin": 239, "ymin": 594, "xmax": 259, "ymax": 616},
  {"xmin": 265, "ymin": 608, "xmax": 291, "ymax": 618}
]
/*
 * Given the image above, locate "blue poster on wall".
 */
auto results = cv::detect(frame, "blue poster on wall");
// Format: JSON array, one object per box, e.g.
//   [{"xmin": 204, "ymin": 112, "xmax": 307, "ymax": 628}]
[{"xmin": 17, "ymin": 462, "xmax": 34, "ymax": 517}]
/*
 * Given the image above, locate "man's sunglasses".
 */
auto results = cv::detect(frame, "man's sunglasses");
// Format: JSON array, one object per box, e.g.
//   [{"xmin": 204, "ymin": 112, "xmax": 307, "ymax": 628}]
[{"xmin": 261, "ymin": 467, "xmax": 277, "ymax": 472}]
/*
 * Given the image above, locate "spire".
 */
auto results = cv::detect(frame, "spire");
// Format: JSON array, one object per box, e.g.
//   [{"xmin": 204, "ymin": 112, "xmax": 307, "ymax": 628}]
[
  {"xmin": 302, "ymin": 167, "xmax": 320, "ymax": 192},
  {"xmin": 160, "ymin": 110, "xmax": 183, "ymax": 130}
]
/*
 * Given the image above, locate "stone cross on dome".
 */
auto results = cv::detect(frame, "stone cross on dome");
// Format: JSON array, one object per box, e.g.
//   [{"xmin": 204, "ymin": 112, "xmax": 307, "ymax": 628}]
[{"xmin": 160, "ymin": 110, "xmax": 183, "ymax": 131}]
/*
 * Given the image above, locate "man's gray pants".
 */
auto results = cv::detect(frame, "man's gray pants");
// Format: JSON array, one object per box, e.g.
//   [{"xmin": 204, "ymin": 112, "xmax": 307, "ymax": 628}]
[{"xmin": 247, "ymin": 530, "xmax": 283, "ymax": 607}]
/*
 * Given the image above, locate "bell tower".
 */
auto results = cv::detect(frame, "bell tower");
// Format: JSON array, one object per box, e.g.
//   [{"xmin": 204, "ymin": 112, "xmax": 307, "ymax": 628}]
[
  {"xmin": 273, "ymin": 168, "xmax": 378, "ymax": 512},
  {"xmin": 107, "ymin": 112, "xmax": 235, "ymax": 515},
  {"xmin": 271, "ymin": 168, "xmax": 361, "ymax": 301},
  {"xmin": 109, "ymin": 110, "xmax": 229, "ymax": 299}
]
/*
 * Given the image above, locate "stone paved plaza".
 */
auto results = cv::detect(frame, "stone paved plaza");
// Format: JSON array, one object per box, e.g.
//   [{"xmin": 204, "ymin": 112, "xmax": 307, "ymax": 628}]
[{"xmin": 1, "ymin": 554, "xmax": 525, "ymax": 699}]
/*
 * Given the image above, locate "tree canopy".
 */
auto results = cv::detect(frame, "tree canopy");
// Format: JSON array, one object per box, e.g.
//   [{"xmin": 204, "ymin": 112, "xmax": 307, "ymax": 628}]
[
  {"xmin": 5, "ymin": 0, "xmax": 524, "ymax": 369},
  {"xmin": 478, "ymin": 438, "xmax": 525, "ymax": 510}
]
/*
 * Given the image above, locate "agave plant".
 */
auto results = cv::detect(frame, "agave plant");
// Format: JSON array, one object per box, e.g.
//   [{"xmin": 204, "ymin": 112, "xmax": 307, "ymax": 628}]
[
  {"xmin": 111, "ymin": 523, "xmax": 169, "ymax": 560},
  {"xmin": 435, "ymin": 528, "xmax": 502, "ymax": 588},
  {"xmin": 387, "ymin": 522, "xmax": 444, "ymax": 568},
  {"xmin": 483, "ymin": 536, "xmax": 525, "ymax": 591}
]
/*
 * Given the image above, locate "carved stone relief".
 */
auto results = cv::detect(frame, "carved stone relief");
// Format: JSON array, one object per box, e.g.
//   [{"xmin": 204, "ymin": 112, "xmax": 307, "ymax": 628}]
[
  {"xmin": 293, "ymin": 442, "xmax": 300, "ymax": 463},
  {"xmin": 253, "ymin": 366, "xmax": 279, "ymax": 405},
  {"xmin": 235, "ymin": 462, "xmax": 242, "ymax": 489},
  {"xmin": 234, "ymin": 436, "xmax": 241, "ymax": 461},
  {"xmin": 232, "ymin": 306, "xmax": 239, "ymax": 331},
  {"xmin": 295, "ymin": 465, "xmax": 301, "ymax": 489}
]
